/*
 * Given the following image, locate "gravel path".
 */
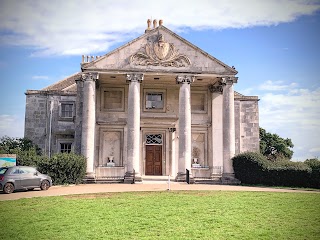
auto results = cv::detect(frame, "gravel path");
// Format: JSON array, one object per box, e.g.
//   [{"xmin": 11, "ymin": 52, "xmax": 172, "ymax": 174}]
[{"xmin": 1, "ymin": 182, "xmax": 318, "ymax": 201}]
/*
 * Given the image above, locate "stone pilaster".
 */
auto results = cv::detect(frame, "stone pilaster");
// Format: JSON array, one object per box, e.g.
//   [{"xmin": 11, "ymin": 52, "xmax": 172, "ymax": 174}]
[
  {"xmin": 124, "ymin": 73, "xmax": 144, "ymax": 183},
  {"xmin": 222, "ymin": 76, "xmax": 240, "ymax": 184},
  {"xmin": 209, "ymin": 82, "xmax": 223, "ymax": 182},
  {"xmin": 169, "ymin": 127, "xmax": 177, "ymax": 177},
  {"xmin": 175, "ymin": 75, "xmax": 194, "ymax": 183},
  {"xmin": 74, "ymin": 77, "xmax": 83, "ymax": 155},
  {"xmin": 80, "ymin": 72, "xmax": 98, "ymax": 179}
]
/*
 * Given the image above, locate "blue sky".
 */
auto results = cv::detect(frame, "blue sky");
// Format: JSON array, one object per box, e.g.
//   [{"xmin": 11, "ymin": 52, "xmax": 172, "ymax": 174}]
[{"xmin": 0, "ymin": 0, "xmax": 319, "ymax": 161}]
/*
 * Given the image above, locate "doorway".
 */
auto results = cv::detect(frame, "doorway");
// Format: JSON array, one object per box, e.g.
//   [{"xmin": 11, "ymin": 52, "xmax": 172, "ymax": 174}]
[{"xmin": 145, "ymin": 145, "xmax": 162, "ymax": 175}]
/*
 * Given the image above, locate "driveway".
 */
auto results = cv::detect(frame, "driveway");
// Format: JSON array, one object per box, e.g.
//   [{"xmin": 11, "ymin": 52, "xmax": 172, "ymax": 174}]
[{"xmin": 0, "ymin": 182, "xmax": 318, "ymax": 201}]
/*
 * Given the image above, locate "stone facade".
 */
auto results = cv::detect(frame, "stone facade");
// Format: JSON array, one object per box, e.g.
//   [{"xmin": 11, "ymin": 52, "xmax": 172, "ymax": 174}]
[
  {"xmin": 24, "ymin": 20, "xmax": 259, "ymax": 183},
  {"xmin": 25, "ymin": 90, "xmax": 77, "ymax": 156}
]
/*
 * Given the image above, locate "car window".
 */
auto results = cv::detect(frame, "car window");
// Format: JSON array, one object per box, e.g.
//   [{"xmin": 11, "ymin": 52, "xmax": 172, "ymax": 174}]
[
  {"xmin": 0, "ymin": 168, "xmax": 8, "ymax": 174},
  {"xmin": 20, "ymin": 167, "xmax": 37, "ymax": 174},
  {"xmin": 12, "ymin": 168, "xmax": 20, "ymax": 174}
]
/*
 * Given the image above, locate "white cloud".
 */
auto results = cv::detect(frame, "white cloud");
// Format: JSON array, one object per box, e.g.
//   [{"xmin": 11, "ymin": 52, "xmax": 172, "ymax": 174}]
[
  {"xmin": 0, "ymin": 0, "xmax": 319, "ymax": 56},
  {"xmin": 258, "ymin": 80, "xmax": 298, "ymax": 91},
  {"xmin": 0, "ymin": 115, "xmax": 24, "ymax": 138},
  {"xmin": 32, "ymin": 75, "xmax": 49, "ymax": 80},
  {"xmin": 309, "ymin": 147, "xmax": 320, "ymax": 153},
  {"xmin": 259, "ymin": 81, "xmax": 320, "ymax": 161}
]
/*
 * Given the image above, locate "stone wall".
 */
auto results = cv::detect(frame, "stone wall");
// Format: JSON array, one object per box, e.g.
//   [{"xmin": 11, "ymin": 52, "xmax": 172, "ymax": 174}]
[
  {"xmin": 24, "ymin": 93, "xmax": 48, "ymax": 151},
  {"xmin": 235, "ymin": 99, "xmax": 259, "ymax": 154},
  {"xmin": 25, "ymin": 91, "xmax": 76, "ymax": 155}
]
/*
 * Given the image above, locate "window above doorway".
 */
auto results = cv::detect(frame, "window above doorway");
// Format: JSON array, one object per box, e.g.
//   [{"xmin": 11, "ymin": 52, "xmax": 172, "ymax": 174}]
[
  {"xmin": 143, "ymin": 89, "xmax": 166, "ymax": 112},
  {"xmin": 146, "ymin": 134, "xmax": 163, "ymax": 145}
]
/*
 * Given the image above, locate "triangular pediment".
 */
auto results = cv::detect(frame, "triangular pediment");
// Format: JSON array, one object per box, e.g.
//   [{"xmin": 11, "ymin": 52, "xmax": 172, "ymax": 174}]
[{"xmin": 82, "ymin": 26, "xmax": 237, "ymax": 75}]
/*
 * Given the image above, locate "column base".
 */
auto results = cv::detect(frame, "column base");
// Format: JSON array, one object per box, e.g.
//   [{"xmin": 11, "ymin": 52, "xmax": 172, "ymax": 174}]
[
  {"xmin": 211, "ymin": 166, "xmax": 222, "ymax": 182},
  {"xmin": 211, "ymin": 174, "xmax": 222, "ymax": 184},
  {"xmin": 83, "ymin": 172, "xmax": 96, "ymax": 183},
  {"xmin": 221, "ymin": 173, "xmax": 241, "ymax": 185},
  {"xmin": 175, "ymin": 172, "xmax": 195, "ymax": 184},
  {"xmin": 124, "ymin": 171, "xmax": 142, "ymax": 184}
]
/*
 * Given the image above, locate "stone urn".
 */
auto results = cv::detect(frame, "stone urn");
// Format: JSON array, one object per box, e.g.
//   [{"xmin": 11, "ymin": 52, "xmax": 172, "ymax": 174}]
[{"xmin": 107, "ymin": 156, "xmax": 115, "ymax": 167}]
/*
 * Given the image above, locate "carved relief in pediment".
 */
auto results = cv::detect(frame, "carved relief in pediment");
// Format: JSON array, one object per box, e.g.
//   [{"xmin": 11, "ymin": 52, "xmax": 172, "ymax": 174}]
[{"xmin": 130, "ymin": 34, "xmax": 191, "ymax": 67}]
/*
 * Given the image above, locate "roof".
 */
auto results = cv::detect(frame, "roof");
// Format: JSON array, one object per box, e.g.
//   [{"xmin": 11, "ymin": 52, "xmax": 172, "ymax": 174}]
[
  {"xmin": 41, "ymin": 72, "xmax": 81, "ymax": 91},
  {"xmin": 29, "ymin": 22, "xmax": 257, "ymax": 100},
  {"xmin": 81, "ymin": 25, "xmax": 238, "ymax": 75},
  {"xmin": 234, "ymin": 91, "xmax": 259, "ymax": 101}
]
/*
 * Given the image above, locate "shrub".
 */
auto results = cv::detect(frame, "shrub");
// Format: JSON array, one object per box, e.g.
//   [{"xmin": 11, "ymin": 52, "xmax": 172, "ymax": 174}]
[
  {"xmin": 232, "ymin": 152, "xmax": 270, "ymax": 184},
  {"xmin": 16, "ymin": 148, "xmax": 44, "ymax": 166},
  {"xmin": 37, "ymin": 153, "xmax": 86, "ymax": 185},
  {"xmin": 232, "ymin": 152, "xmax": 319, "ymax": 189},
  {"xmin": 265, "ymin": 161, "xmax": 311, "ymax": 187},
  {"xmin": 305, "ymin": 159, "xmax": 320, "ymax": 188}
]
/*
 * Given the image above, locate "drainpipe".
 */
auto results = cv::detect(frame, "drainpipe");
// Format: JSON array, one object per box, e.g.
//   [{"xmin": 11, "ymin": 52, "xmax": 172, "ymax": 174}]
[{"xmin": 48, "ymin": 100, "xmax": 53, "ymax": 159}]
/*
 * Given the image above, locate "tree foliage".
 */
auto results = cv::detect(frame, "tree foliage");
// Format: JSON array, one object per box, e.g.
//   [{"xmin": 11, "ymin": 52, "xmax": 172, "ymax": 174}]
[
  {"xmin": 305, "ymin": 158, "xmax": 320, "ymax": 170},
  {"xmin": 259, "ymin": 128, "xmax": 294, "ymax": 161},
  {"xmin": 0, "ymin": 136, "xmax": 41, "ymax": 155},
  {"xmin": 0, "ymin": 136, "xmax": 42, "ymax": 166}
]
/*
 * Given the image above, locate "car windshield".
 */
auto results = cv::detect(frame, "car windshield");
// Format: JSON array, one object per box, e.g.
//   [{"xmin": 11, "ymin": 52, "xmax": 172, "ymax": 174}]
[{"xmin": 0, "ymin": 167, "xmax": 8, "ymax": 174}]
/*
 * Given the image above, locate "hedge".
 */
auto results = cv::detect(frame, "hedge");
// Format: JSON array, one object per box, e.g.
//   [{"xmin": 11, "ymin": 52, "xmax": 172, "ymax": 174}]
[
  {"xmin": 305, "ymin": 159, "xmax": 320, "ymax": 188},
  {"xmin": 37, "ymin": 153, "xmax": 87, "ymax": 185},
  {"xmin": 232, "ymin": 152, "xmax": 319, "ymax": 189},
  {"xmin": 16, "ymin": 152, "xmax": 87, "ymax": 185}
]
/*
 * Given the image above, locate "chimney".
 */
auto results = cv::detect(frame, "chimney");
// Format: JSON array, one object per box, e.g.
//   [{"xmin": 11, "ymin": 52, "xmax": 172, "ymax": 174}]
[
  {"xmin": 159, "ymin": 19, "xmax": 163, "ymax": 26},
  {"xmin": 145, "ymin": 19, "xmax": 152, "ymax": 33},
  {"xmin": 153, "ymin": 19, "xmax": 157, "ymax": 28}
]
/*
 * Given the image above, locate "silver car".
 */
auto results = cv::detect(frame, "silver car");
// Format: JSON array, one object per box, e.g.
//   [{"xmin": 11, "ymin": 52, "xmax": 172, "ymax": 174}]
[{"xmin": 0, "ymin": 166, "xmax": 52, "ymax": 194}]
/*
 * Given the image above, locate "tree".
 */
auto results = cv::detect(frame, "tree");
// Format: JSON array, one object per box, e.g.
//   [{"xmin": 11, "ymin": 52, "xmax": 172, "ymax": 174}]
[
  {"xmin": 0, "ymin": 136, "xmax": 41, "ymax": 155},
  {"xmin": 259, "ymin": 128, "xmax": 294, "ymax": 161},
  {"xmin": 0, "ymin": 136, "xmax": 42, "ymax": 165}
]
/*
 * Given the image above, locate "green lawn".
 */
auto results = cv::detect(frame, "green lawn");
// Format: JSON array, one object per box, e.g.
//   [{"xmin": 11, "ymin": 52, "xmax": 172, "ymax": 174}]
[{"xmin": 1, "ymin": 191, "xmax": 319, "ymax": 240}]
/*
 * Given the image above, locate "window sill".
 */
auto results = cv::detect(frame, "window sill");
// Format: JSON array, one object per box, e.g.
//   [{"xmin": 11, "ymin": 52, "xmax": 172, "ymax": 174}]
[{"xmin": 58, "ymin": 117, "xmax": 74, "ymax": 122}]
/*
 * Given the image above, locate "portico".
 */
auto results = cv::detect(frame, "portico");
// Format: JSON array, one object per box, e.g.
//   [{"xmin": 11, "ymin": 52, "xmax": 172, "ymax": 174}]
[
  {"xmin": 76, "ymin": 70, "xmax": 238, "ymax": 183},
  {"xmin": 25, "ymin": 19, "xmax": 259, "ymax": 184}
]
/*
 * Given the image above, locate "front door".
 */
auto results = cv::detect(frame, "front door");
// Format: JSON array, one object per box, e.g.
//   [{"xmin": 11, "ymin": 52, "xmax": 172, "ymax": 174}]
[{"xmin": 146, "ymin": 145, "xmax": 162, "ymax": 175}]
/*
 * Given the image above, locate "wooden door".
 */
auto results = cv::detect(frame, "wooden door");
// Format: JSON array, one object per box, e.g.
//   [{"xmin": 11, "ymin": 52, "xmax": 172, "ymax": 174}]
[{"xmin": 145, "ymin": 145, "xmax": 162, "ymax": 175}]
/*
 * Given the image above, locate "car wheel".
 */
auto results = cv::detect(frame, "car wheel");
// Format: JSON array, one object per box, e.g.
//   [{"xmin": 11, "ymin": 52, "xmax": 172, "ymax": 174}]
[
  {"xmin": 4, "ymin": 183, "xmax": 14, "ymax": 194},
  {"xmin": 40, "ymin": 180, "xmax": 50, "ymax": 190}
]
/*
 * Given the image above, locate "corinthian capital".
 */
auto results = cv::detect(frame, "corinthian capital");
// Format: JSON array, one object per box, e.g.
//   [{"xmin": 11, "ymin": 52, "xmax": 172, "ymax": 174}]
[
  {"xmin": 81, "ymin": 72, "xmax": 99, "ymax": 81},
  {"xmin": 209, "ymin": 82, "xmax": 224, "ymax": 93},
  {"xmin": 221, "ymin": 76, "xmax": 238, "ymax": 85},
  {"xmin": 126, "ymin": 73, "xmax": 144, "ymax": 82},
  {"xmin": 176, "ymin": 75, "xmax": 195, "ymax": 84}
]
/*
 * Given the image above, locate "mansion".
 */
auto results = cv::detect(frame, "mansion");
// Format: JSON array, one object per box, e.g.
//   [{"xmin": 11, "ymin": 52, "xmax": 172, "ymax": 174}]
[{"xmin": 24, "ymin": 20, "xmax": 259, "ymax": 184}]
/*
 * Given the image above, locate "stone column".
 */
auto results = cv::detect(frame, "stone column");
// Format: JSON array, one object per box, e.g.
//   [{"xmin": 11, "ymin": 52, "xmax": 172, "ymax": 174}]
[
  {"xmin": 222, "ymin": 76, "xmax": 239, "ymax": 183},
  {"xmin": 124, "ymin": 73, "xmax": 143, "ymax": 183},
  {"xmin": 175, "ymin": 75, "xmax": 194, "ymax": 183},
  {"xmin": 80, "ymin": 72, "xmax": 98, "ymax": 179},
  {"xmin": 209, "ymin": 82, "xmax": 224, "ymax": 181}
]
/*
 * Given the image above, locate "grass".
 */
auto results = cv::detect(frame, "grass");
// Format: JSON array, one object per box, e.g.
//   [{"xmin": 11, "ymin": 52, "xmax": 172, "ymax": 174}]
[{"xmin": 1, "ymin": 191, "xmax": 320, "ymax": 239}]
